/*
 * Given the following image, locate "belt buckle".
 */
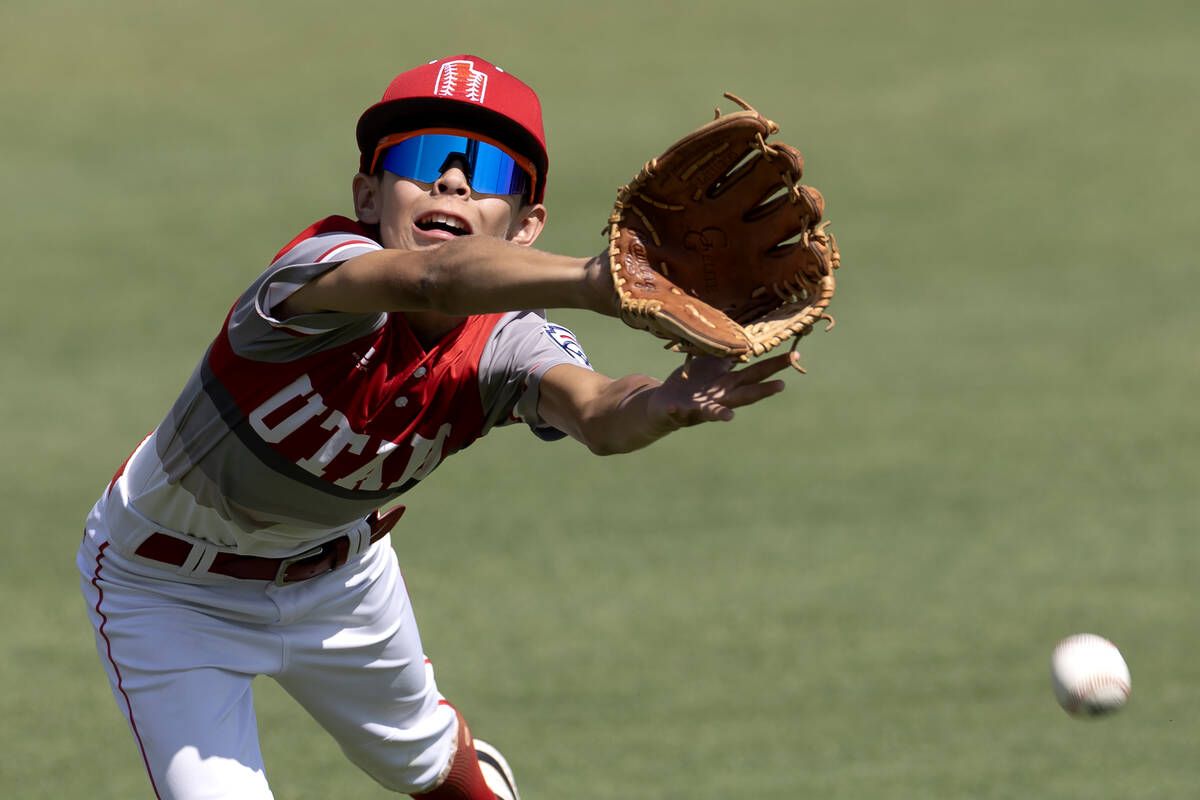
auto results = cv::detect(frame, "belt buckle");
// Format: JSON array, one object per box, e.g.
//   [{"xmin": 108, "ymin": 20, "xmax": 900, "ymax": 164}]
[{"xmin": 273, "ymin": 544, "xmax": 327, "ymax": 586}]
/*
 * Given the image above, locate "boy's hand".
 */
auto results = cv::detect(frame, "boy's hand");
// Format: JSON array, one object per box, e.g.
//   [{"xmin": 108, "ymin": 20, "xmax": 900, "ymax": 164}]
[{"xmin": 646, "ymin": 351, "xmax": 798, "ymax": 431}]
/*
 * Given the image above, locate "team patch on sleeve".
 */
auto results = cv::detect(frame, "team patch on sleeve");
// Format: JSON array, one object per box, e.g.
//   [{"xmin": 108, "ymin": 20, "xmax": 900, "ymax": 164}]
[{"xmin": 542, "ymin": 323, "xmax": 590, "ymax": 367}]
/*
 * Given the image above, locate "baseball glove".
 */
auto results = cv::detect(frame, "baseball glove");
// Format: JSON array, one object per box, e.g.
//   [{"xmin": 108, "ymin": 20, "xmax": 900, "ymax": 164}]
[{"xmin": 607, "ymin": 94, "xmax": 840, "ymax": 364}]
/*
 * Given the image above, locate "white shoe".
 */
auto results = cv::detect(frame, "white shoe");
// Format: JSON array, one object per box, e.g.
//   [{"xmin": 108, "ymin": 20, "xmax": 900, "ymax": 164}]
[{"xmin": 474, "ymin": 739, "xmax": 520, "ymax": 800}]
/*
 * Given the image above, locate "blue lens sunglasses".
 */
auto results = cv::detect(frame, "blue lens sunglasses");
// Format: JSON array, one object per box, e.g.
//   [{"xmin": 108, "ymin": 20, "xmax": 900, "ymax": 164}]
[{"xmin": 370, "ymin": 128, "xmax": 536, "ymax": 198}]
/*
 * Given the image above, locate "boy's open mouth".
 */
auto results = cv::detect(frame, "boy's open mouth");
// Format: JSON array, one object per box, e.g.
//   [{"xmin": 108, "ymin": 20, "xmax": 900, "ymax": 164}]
[{"xmin": 415, "ymin": 212, "xmax": 471, "ymax": 236}]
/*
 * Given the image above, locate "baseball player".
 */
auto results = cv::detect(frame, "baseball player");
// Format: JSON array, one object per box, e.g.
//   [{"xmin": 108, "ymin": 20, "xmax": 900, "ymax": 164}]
[{"xmin": 77, "ymin": 54, "xmax": 798, "ymax": 799}]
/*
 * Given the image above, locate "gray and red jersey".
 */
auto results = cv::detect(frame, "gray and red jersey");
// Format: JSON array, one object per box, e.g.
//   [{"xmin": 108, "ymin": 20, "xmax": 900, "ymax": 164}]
[{"xmin": 100, "ymin": 216, "xmax": 592, "ymax": 557}]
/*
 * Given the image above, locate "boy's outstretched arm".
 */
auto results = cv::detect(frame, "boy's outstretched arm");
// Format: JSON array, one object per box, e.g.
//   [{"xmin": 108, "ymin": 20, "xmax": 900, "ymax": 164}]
[
  {"xmin": 277, "ymin": 237, "xmax": 614, "ymax": 318},
  {"xmin": 538, "ymin": 352, "xmax": 799, "ymax": 456}
]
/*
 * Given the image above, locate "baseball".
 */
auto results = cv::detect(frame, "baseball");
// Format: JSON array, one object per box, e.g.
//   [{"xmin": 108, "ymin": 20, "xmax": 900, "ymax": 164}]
[{"xmin": 1050, "ymin": 633, "xmax": 1131, "ymax": 716}]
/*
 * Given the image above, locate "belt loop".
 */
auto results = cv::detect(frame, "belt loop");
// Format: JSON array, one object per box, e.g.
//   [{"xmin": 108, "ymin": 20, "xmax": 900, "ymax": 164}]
[
  {"xmin": 178, "ymin": 541, "xmax": 216, "ymax": 577},
  {"xmin": 345, "ymin": 521, "xmax": 370, "ymax": 557}
]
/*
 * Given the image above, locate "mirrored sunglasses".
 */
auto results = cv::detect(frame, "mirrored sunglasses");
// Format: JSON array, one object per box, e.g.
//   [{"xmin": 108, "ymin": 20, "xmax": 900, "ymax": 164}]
[{"xmin": 371, "ymin": 129, "xmax": 535, "ymax": 198}]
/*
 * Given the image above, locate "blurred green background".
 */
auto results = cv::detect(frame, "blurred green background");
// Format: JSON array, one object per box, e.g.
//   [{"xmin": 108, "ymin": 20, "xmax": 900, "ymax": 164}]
[{"xmin": 2, "ymin": 0, "xmax": 1197, "ymax": 797}]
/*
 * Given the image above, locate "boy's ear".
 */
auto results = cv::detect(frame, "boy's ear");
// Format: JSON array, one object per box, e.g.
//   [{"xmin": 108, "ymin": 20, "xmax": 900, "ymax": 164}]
[
  {"xmin": 508, "ymin": 203, "xmax": 547, "ymax": 247},
  {"xmin": 352, "ymin": 173, "xmax": 381, "ymax": 224}
]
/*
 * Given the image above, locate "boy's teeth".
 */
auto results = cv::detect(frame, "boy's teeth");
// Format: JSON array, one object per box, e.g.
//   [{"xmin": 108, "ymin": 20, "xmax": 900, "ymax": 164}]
[{"xmin": 429, "ymin": 214, "xmax": 462, "ymax": 230}]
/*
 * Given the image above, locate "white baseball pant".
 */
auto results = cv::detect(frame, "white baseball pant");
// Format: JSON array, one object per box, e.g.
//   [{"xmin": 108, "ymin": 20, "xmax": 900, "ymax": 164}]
[{"xmin": 77, "ymin": 522, "xmax": 458, "ymax": 799}]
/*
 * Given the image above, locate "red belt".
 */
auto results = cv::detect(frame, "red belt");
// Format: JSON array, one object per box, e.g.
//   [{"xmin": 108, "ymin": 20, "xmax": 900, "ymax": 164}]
[{"xmin": 134, "ymin": 506, "xmax": 406, "ymax": 585}]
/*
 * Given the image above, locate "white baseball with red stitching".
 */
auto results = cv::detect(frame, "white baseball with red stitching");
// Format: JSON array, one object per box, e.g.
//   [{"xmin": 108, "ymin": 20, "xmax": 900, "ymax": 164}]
[{"xmin": 1050, "ymin": 633, "xmax": 1131, "ymax": 716}]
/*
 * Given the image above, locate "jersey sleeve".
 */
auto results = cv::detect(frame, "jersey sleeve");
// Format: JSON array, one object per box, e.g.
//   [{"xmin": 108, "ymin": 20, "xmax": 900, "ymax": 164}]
[
  {"xmin": 477, "ymin": 311, "xmax": 594, "ymax": 441},
  {"xmin": 226, "ymin": 231, "xmax": 386, "ymax": 363}
]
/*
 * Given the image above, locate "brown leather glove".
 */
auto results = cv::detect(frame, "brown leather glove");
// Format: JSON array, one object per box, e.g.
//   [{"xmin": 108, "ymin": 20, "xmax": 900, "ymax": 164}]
[{"xmin": 607, "ymin": 95, "xmax": 840, "ymax": 361}]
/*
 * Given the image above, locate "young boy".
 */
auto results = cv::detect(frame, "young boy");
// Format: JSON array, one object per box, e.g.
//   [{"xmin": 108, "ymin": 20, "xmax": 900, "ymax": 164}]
[{"xmin": 78, "ymin": 54, "xmax": 797, "ymax": 799}]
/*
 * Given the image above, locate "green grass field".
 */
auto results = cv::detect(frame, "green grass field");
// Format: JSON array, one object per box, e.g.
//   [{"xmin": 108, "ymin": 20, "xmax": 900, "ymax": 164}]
[{"xmin": 3, "ymin": 0, "xmax": 1198, "ymax": 796}]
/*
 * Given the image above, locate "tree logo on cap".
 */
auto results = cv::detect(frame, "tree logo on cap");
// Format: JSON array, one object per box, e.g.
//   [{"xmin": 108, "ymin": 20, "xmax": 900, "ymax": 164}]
[{"xmin": 435, "ymin": 60, "xmax": 488, "ymax": 104}]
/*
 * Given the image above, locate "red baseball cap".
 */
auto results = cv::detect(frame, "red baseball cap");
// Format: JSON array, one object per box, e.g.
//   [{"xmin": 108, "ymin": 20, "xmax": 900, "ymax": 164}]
[{"xmin": 356, "ymin": 55, "xmax": 549, "ymax": 203}]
